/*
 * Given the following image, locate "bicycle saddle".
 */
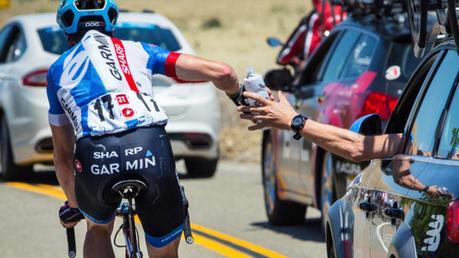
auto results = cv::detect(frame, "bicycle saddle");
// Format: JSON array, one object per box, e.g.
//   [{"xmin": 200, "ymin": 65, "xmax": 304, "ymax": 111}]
[{"xmin": 111, "ymin": 179, "xmax": 147, "ymax": 199}]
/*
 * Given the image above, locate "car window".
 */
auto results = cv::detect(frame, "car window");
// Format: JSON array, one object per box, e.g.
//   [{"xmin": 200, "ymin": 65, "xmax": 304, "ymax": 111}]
[
  {"xmin": 340, "ymin": 34, "xmax": 377, "ymax": 78},
  {"xmin": 406, "ymin": 51, "xmax": 459, "ymax": 156},
  {"xmin": 0, "ymin": 25, "xmax": 13, "ymax": 63},
  {"xmin": 38, "ymin": 24, "xmax": 182, "ymax": 55},
  {"xmin": 320, "ymin": 30, "xmax": 360, "ymax": 82},
  {"xmin": 437, "ymin": 85, "xmax": 459, "ymax": 160},
  {"xmin": 386, "ymin": 42, "xmax": 417, "ymax": 82},
  {"xmin": 5, "ymin": 26, "xmax": 26, "ymax": 62},
  {"xmin": 299, "ymin": 31, "xmax": 341, "ymax": 84}
]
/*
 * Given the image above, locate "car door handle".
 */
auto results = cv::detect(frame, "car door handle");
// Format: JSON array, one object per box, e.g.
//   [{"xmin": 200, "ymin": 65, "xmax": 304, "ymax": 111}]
[
  {"xmin": 384, "ymin": 207, "xmax": 404, "ymax": 219},
  {"xmin": 359, "ymin": 199, "xmax": 377, "ymax": 212}
]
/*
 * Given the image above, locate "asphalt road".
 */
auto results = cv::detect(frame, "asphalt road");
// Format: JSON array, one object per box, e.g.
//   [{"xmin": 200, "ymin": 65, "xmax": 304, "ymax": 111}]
[{"xmin": 0, "ymin": 161, "xmax": 326, "ymax": 258}]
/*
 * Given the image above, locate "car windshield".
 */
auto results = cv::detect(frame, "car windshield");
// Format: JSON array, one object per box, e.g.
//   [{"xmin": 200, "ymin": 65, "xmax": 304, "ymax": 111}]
[
  {"xmin": 386, "ymin": 42, "xmax": 417, "ymax": 82},
  {"xmin": 37, "ymin": 23, "xmax": 181, "ymax": 55}
]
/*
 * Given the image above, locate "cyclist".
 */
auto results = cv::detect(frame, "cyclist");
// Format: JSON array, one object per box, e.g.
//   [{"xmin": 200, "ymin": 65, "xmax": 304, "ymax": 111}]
[{"xmin": 49, "ymin": 1, "xmax": 241, "ymax": 257}]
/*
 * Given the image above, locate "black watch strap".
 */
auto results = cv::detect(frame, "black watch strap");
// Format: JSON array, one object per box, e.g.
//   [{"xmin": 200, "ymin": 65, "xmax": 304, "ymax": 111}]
[{"xmin": 291, "ymin": 114, "xmax": 307, "ymax": 140}]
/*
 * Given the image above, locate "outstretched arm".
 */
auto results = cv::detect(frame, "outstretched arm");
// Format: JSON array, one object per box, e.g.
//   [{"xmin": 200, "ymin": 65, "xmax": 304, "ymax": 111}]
[
  {"xmin": 238, "ymin": 91, "xmax": 403, "ymax": 162},
  {"xmin": 175, "ymin": 54, "xmax": 240, "ymax": 96}
]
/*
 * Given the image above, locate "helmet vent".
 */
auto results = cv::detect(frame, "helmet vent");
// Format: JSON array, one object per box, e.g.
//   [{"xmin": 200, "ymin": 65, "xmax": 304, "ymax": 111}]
[
  {"xmin": 61, "ymin": 10, "xmax": 75, "ymax": 27},
  {"xmin": 108, "ymin": 7, "xmax": 118, "ymax": 24},
  {"xmin": 75, "ymin": 0, "xmax": 106, "ymax": 10}
]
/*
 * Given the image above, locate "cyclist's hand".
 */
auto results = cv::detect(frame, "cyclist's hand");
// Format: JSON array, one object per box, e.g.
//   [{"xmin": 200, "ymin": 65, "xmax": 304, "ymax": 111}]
[{"xmin": 59, "ymin": 201, "xmax": 84, "ymax": 228}]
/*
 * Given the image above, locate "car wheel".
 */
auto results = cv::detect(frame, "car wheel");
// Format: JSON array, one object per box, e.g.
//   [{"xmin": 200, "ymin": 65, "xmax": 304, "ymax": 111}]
[
  {"xmin": 321, "ymin": 152, "xmax": 336, "ymax": 233},
  {"xmin": 185, "ymin": 157, "xmax": 218, "ymax": 178},
  {"xmin": 0, "ymin": 117, "xmax": 31, "ymax": 181},
  {"xmin": 262, "ymin": 133, "xmax": 306, "ymax": 225}
]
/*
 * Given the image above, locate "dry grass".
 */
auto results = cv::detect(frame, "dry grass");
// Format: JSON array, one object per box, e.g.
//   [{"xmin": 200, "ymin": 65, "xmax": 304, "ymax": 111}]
[{"xmin": 0, "ymin": 0, "xmax": 309, "ymax": 162}]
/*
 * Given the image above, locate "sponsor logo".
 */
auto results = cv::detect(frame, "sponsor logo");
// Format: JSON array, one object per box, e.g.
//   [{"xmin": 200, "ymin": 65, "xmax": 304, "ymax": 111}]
[
  {"xmin": 335, "ymin": 160, "xmax": 361, "ymax": 175},
  {"xmin": 125, "ymin": 147, "xmax": 143, "ymax": 156},
  {"xmin": 84, "ymin": 21, "xmax": 101, "ymax": 28},
  {"xmin": 61, "ymin": 47, "xmax": 90, "ymax": 86},
  {"xmin": 93, "ymin": 34, "xmax": 122, "ymax": 81},
  {"xmin": 421, "ymin": 214, "xmax": 444, "ymax": 252},
  {"xmin": 91, "ymin": 163, "xmax": 120, "ymax": 175},
  {"xmin": 114, "ymin": 42, "xmax": 131, "ymax": 75},
  {"xmin": 116, "ymin": 94, "xmax": 129, "ymax": 105},
  {"xmin": 126, "ymin": 156, "xmax": 156, "ymax": 171},
  {"xmin": 60, "ymin": 95, "xmax": 80, "ymax": 133},
  {"xmin": 93, "ymin": 151, "xmax": 119, "ymax": 159},
  {"xmin": 385, "ymin": 65, "xmax": 401, "ymax": 81},
  {"xmin": 122, "ymin": 108, "xmax": 134, "ymax": 118},
  {"xmin": 74, "ymin": 159, "xmax": 83, "ymax": 173}
]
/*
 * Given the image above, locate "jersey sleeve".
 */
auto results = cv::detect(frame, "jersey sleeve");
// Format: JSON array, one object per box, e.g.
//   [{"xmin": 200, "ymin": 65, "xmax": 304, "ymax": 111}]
[
  {"xmin": 141, "ymin": 43, "xmax": 181, "ymax": 78},
  {"xmin": 46, "ymin": 70, "xmax": 70, "ymax": 126}
]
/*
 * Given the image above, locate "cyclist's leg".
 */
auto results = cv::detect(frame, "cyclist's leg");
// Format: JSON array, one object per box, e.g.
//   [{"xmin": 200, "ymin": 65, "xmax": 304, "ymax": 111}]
[
  {"xmin": 146, "ymin": 237, "xmax": 180, "ymax": 258},
  {"xmin": 83, "ymin": 219, "xmax": 116, "ymax": 258},
  {"xmin": 119, "ymin": 126, "xmax": 185, "ymax": 257},
  {"xmin": 74, "ymin": 135, "xmax": 122, "ymax": 258}
]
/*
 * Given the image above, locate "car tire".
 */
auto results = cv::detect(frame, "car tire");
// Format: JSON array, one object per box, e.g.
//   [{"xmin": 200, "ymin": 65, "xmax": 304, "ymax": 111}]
[
  {"xmin": 262, "ymin": 132, "xmax": 306, "ymax": 226},
  {"xmin": 185, "ymin": 157, "xmax": 218, "ymax": 178},
  {"xmin": 0, "ymin": 117, "xmax": 32, "ymax": 181},
  {"xmin": 320, "ymin": 152, "xmax": 337, "ymax": 234}
]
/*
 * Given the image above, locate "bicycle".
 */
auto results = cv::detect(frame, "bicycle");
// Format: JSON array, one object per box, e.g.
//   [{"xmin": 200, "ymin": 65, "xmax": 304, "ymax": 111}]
[{"xmin": 64, "ymin": 179, "xmax": 193, "ymax": 258}]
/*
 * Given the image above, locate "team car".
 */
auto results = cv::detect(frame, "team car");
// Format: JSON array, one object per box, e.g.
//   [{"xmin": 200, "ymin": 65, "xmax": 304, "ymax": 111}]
[
  {"xmin": 325, "ymin": 0, "xmax": 459, "ymax": 257},
  {"xmin": 0, "ymin": 10, "xmax": 221, "ymax": 180},
  {"xmin": 261, "ymin": 0, "xmax": 419, "ymax": 229}
]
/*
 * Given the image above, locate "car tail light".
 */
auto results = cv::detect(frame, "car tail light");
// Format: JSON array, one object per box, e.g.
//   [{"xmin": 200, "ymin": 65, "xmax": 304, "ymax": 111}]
[
  {"xmin": 22, "ymin": 69, "xmax": 48, "ymax": 87},
  {"xmin": 359, "ymin": 91, "xmax": 398, "ymax": 120},
  {"xmin": 447, "ymin": 200, "xmax": 459, "ymax": 243}
]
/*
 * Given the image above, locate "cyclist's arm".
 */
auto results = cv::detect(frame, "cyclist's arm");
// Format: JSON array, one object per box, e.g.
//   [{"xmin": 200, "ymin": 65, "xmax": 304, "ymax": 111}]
[
  {"xmin": 46, "ymin": 70, "xmax": 78, "ymax": 208},
  {"xmin": 174, "ymin": 54, "xmax": 240, "ymax": 96},
  {"xmin": 51, "ymin": 124, "xmax": 78, "ymax": 208}
]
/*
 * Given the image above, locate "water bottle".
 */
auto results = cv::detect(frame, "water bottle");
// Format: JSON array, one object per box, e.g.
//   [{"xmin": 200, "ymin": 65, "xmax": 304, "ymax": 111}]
[{"xmin": 243, "ymin": 67, "xmax": 269, "ymax": 106}]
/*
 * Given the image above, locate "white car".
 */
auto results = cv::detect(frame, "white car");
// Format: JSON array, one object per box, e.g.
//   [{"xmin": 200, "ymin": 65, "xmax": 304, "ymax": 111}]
[{"xmin": 0, "ymin": 10, "xmax": 221, "ymax": 180}]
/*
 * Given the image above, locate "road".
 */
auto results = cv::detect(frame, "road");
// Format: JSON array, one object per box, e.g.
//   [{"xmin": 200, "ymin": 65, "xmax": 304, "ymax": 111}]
[{"xmin": 0, "ymin": 161, "xmax": 326, "ymax": 258}]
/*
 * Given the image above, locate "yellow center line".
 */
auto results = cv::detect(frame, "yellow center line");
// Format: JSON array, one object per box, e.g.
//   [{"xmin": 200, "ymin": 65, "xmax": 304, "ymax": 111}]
[{"xmin": 6, "ymin": 182, "xmax": 286, "ymax": 258}]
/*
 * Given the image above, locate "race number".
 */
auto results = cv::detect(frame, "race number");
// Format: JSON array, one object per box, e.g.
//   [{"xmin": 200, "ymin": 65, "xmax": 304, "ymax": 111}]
[{"xmin": 87, "ymin": 91, "xmax": 167, "ymax": 134}]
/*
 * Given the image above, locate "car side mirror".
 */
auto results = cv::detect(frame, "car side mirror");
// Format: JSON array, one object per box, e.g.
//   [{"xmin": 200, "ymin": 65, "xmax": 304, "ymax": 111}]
[
  {"xmin": 266, "ymin": 37, "xmax": 284, "ymax": 48},
  {"xmin": 350, "ymin": 114, "xmax": 383, "ymax": 170},
  {"xmin": 263, "ymin": 68, "xmax": 294, "ymax": 92},
  {"xmin": 350, "ymin": 114, "xmax": 383, "ymax": 136}
]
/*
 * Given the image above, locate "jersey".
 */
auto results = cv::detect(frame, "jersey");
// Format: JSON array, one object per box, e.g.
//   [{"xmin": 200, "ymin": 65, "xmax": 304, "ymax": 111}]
[{"xmin": 47, "ymin": 30, "xmax": 181, "ymax": 139}]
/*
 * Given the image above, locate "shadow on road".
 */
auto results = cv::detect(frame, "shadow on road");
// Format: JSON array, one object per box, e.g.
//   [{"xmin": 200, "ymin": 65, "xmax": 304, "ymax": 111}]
[
  {"xmin": 0, "ymin": 170, "xmax": 59, "ymax": 185},
  {"xmin": 251, "ymin": 217, "xmax": 325, "ymax": 242}
]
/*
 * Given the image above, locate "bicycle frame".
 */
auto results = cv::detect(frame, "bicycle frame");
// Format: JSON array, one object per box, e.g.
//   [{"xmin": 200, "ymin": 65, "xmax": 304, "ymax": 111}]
[{"xmin": 117, "ymin": 199, "xmax": 143, "ymax": 258}]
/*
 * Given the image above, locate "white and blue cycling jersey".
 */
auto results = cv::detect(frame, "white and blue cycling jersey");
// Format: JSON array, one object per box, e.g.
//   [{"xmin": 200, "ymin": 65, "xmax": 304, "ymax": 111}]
[{"xmin": 47, "ymin": 30, "xmax": 182, "ymax": 139}]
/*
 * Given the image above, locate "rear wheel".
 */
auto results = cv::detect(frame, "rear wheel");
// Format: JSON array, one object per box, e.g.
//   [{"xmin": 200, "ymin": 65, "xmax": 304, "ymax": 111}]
[
  {"xmin": 0, "ymin": 117, "xmax": 31, "ymax": 181},
  {"xmin": 262, "ymin": 133, "xmax": 306, "ymax": 225},
  {"xmin": 185, "ymin": 157, "xmax": 218, "ymax": 178},
  {"xmin": 320, "ymin": 152, "xmax": 336, "ymax": 233}
]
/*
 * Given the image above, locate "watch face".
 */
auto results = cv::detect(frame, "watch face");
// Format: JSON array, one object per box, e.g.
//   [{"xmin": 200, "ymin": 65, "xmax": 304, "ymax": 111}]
[{"xmin": 293, "ymin": 117, "xmax": 303, "ymax": 126}]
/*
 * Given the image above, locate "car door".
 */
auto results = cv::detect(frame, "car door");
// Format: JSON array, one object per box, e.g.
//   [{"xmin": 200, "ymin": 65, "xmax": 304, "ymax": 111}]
[
  {"xmin": 366, "ymin": 49, "xmax": 459, "ymax": 257},
  {"xmin": 274, "ymin": 30, "xmax": 346, "ymax": 195},
  {"xmin": 294, "ymin": 29, "xmax": 361, "ymax": 196}
]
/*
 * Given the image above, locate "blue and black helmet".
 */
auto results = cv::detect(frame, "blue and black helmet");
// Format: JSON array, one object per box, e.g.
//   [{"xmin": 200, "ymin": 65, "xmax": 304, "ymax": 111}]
[{"xmin": 57, "ymin": 0, "xmax": 119, "ymax": 35}]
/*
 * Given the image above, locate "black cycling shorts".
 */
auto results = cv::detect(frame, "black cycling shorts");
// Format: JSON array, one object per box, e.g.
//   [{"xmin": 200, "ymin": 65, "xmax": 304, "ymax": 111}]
[{"xmin": 74, "ymin": 125, "xmax": 185, "ymax": 248}]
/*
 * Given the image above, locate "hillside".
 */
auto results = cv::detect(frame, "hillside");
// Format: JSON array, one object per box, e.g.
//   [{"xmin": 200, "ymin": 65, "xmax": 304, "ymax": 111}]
[{"xmin": 0, "ymin": 0, "xmax": 309, "ymax": 162}]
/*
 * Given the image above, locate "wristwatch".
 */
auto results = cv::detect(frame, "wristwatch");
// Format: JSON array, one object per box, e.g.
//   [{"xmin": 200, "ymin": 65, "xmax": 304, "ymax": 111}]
[
  {"xmin": 291, "ymin": 114, "xmax": 308, "ymax": 140},
  {"xmin": 422, "ymin": 185, "xmax": 430, "ymax": 193}
]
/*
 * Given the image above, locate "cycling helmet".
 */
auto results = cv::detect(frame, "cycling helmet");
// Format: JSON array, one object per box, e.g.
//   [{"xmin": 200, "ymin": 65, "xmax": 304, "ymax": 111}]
[{"xmin": 57, "ymin": 0, "xmax": 119, "ymax": 35}]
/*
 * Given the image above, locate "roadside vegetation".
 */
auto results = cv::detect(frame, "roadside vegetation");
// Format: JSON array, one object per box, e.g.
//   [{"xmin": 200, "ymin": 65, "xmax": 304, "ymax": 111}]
[{"xmin": 0, "ymin": 0, "xmax": 308, "ymax": 162}]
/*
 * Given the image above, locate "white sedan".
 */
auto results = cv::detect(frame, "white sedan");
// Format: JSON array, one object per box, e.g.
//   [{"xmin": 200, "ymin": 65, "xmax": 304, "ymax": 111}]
[{"xmin": 0, "ymin": 10, "xmax": 221, "ymax": 180}]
